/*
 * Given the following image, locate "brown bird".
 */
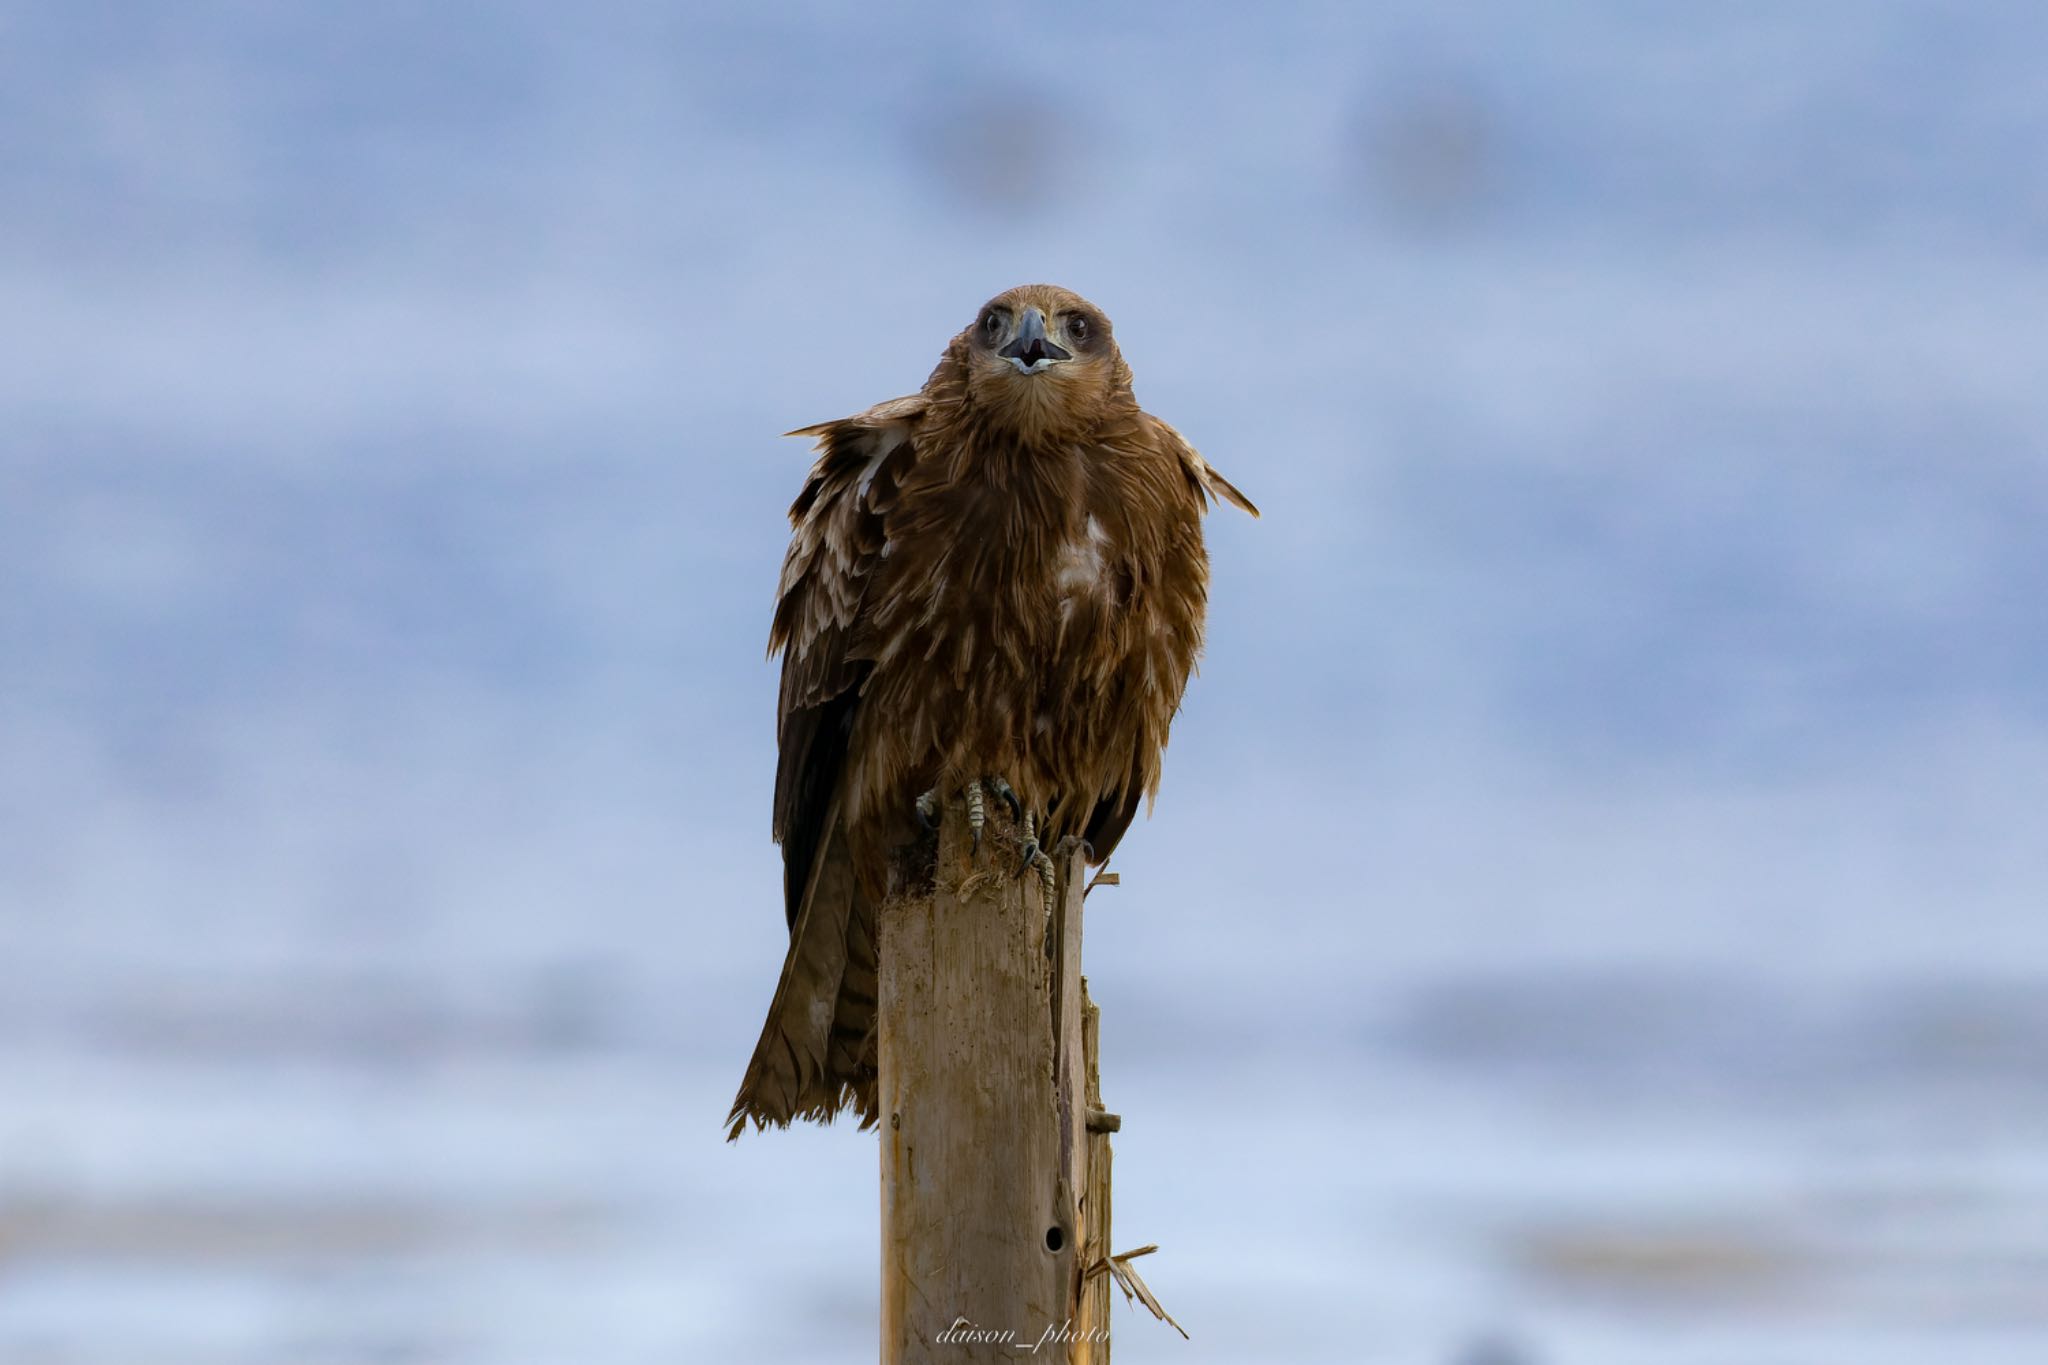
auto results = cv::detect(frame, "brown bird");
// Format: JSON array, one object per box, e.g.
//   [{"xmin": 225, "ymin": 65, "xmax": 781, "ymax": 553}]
[{"xmin": 727, "ymin": 284, "xmax": 1255, "ymax": 1138}]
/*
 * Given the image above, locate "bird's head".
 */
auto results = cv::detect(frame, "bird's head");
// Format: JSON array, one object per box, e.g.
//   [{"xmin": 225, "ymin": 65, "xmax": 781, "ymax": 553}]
[{"xmin": 955, "ymin": 284, "xmax": 1128, "ymax": 442}]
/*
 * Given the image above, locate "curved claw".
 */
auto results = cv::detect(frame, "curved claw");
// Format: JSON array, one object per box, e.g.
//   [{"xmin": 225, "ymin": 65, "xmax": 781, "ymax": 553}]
[
  {"xmin": 914, "ymin": 789, "xmax": 938, "ymax": 834},
  {"xmin": 1013, "ymin": 838, "xmax": 1042, "ymax": 879},
  {"xmin": 986, "ymin": 775, "xmax": 1024, "ymax": 825}
]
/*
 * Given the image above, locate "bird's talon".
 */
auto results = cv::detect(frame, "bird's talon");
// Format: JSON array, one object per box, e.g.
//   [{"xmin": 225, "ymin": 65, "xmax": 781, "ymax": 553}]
[
  {"xmin": 914, "ymin": 789, "xmax": 938, "ymax": 834},
  {"xmin": 987, "ymin": 775, "xmax": 1023, "ymax": 824},
  {"xmin": 1029, "ymin": 845, "xmax": 1057, "ymax": 925},
  {"xmin": 1014, "ymin": 838, "xmax": 1041, "ymax": 879}
]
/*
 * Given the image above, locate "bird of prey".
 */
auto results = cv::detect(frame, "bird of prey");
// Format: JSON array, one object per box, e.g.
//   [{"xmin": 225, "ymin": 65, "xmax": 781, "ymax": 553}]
[{"xmin": 728, "ymin": 284, "xmax": 1255, "ymax": 1138}]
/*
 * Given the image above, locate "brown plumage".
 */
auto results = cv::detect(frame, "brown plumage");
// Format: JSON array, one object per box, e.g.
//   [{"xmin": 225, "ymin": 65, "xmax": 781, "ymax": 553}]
[{"xmin": 727, "ymin": 284, "xmax": 1256, "ymax": 1138}]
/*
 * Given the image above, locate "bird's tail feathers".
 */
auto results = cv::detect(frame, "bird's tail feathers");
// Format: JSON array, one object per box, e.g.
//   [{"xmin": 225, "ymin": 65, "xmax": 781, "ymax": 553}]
[{"xmin": 726, "ymin": 805, "xmax": 879, "ymax": 1139}]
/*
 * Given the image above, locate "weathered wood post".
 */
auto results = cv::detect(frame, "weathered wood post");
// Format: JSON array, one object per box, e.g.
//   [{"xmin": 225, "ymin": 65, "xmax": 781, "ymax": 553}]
[
  {"xmin": 877, "ymin": 792, "xmax": 1100, "ymax": 1362},
  {"xmin": 1075, "ymin": 984, "xmax": 1114, "ymax": 1362}
]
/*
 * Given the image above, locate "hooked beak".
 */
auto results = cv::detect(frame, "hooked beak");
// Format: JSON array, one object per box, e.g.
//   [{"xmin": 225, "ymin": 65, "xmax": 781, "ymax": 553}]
[{"xmin": 998, "ymin": 307, "xmax": 1071, "ymax": 373}]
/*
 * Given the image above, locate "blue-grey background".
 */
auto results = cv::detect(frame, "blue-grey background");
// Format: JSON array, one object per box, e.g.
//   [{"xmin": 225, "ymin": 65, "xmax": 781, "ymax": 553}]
[{"xmin": 6, "ymin": 3, "xmax": 2047, "ymax": 1362}]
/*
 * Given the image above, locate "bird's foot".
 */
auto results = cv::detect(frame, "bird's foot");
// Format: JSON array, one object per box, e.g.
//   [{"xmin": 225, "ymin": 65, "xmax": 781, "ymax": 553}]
[
  {"xmin": 1014, "ymin": 810, "xmax": 1058, "ymax": 918},
  {"xmin": 966, "ymin": 780, "xmax": 987, "ymax": 849},
  {"xmin": 966, "ymin": 775, "xmax": 1028, "ymax": 851},
  {"xmin": 913, "ymin": 776, "xmax": 1026, "ymax": 853}
]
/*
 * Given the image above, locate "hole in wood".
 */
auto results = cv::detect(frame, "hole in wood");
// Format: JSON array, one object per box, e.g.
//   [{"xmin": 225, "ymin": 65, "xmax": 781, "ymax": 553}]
[{"xmin": 1044, "ymin": 1225, "xmax": 1066, "ymax": 1254}]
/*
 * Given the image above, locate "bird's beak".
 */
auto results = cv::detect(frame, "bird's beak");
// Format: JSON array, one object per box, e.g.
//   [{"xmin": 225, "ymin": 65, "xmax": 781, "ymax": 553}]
[{"xmin": 999, "ymin": 307, "xmax": 1071, "ymax": 373}]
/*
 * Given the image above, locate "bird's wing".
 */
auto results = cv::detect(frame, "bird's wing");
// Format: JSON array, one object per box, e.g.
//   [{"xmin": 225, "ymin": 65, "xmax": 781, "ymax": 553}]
[
  {"xmin": 1144, "ymin": 413, "xmax": 1260, "ymax": 518},
  {"xmin": 730, "ymin": 397, "xmax": 922, "ymax": 1138},
  {"xmin": 1081, "ymin": 780, "xmax": 1145, "ymax": 867},
  {"xmin": 1071, "ymin": 412, "xmax": 1255, "ymax": 868},
  {"xmin": 770, "ymin": 395, "xmax": 923, "ymax": 925}
]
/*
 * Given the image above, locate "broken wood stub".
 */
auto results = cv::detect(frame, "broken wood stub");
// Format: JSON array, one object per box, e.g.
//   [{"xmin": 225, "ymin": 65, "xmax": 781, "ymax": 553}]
[{"xmin": 1075, "ymin": 983, "xmax": 1114, "ymax": 1364}]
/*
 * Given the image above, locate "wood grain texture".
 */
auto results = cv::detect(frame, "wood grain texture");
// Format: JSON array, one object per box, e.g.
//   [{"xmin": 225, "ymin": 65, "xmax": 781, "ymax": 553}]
[
  {"xmin": 1077, "ymin": 985, "xmax": 1114, "ymax": 1364},
  {"xmin": 877, "ymin": 796, "xmax": 1084, "ymax": 1362}
]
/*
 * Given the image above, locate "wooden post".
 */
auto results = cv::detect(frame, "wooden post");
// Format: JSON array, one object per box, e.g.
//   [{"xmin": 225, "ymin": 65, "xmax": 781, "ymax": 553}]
[
  {"xmin": 1075, "ymin": 983, "xmax": 1114, "ymax": 1363},
  {"xmin": 877, "ymin": 793, "xmax": 1098, "ymax": 1362}
]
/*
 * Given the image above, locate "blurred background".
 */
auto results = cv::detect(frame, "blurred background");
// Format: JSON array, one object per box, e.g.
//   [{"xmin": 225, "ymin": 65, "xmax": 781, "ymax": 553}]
[{"xmin": 5, "ymin": 2, "xmax": 2048, "ymax": 1362}]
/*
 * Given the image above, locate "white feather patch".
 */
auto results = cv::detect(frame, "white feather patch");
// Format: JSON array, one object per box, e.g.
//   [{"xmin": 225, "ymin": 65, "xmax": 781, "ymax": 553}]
[{"xmin": 1054, "ymin": 515, "xmax": 1111, "ymax": 595}]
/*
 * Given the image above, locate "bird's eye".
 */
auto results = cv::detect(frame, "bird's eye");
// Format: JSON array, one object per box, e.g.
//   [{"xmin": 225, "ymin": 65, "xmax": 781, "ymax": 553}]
[
  {"xmin": 1067, "ymin": 314, "xmax": 1090, "ymax": 342},
  {"xmin": 983, "ymin": 311, "xmax": 1005, "ymax": 341}
]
